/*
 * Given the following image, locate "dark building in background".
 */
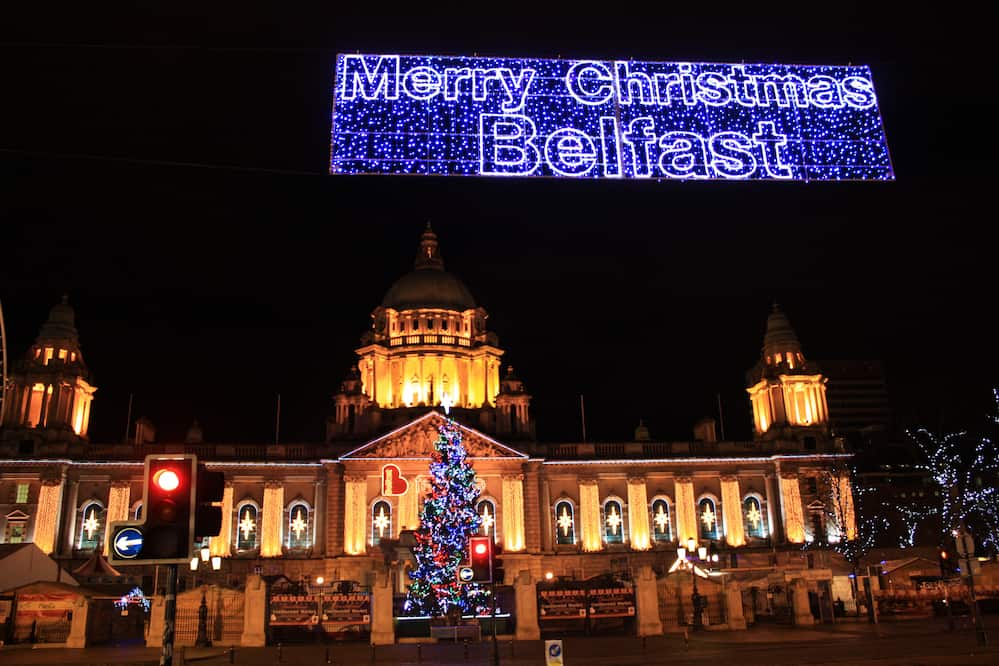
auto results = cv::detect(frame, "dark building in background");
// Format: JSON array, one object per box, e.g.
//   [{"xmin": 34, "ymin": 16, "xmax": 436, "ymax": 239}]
[{"xmin": 816, "ymin": 360, "xmax": 895, "ymax": 449}]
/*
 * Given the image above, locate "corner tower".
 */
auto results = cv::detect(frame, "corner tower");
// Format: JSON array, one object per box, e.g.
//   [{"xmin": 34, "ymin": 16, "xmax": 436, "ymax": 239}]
[
  {"xmin": 328, "ymin": 225, "xmax": 532, "ymax": 441},
  {"xmin": 746, "ymin": 304, "xmax": 829, "ymax": 444},
  {"xmin": 1, "ymin": 297, "xmax": 97, "ymax": 456}
]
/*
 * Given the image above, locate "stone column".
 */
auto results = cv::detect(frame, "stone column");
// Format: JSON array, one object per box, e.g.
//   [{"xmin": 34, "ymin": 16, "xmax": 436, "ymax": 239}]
[
  {"xmin": 240, "ymin": 574, "xmax": 267, "ymax": 646},
  {"xmin": 779, "ymin": 473, "xmax": 805, "ymax": 544},
  {"xmin": 578, "ymin": 478, "xmax": 602, "ymax": 552},
  {"xmin": 835, "ymin": 473, "xmax": 857, "ymax": 541},
  {"xmin": 674, "ymin": 476, "xmax": 697, "ymax": 543},
  {"xmin": 514, "ymin": 569, "xmax": 541, "ymax": 640},
  {"xmin": 210, "ymin": 482, "xmax": 233, "ymax": 557},
  {"xmin": 791, "ymin": 579, "xmax": 815, "ymax": 626},
  {"xmin": 326, "ymin": 463, "xmax": 344, "ymax": 556},
  {"xmin": 261, "ymin": 481, "xmax": 284, "ymax": 557},
  {"xmin": 104, "ymin": 480, "xmax": 131, "ymax": 555},
  {"xmin": 370, "ymin": 569, "xmax": 395, "ymax": 645},
  {"xmin": 540, "ymin": 476, "xmax": 553, "ymax": 553},
  {"xmin": 38, "ymin": 384, "xmax": 51, "ymax": 427},
  {"xmin": 502, "ymin": 473, "xmax": 525, "ymax": 552},
  {"xmin": 65, "ymin": 595, "xmax": 89, "ymax": 648},
  {"xmin": 313, "ymin": 475, "xmax": 327, "ymax": 556},
  {"xmin": 34, "ymin": 477, "xmax": 65, "ymax": 555},
  {"xmin": 764, "ymin": 473, "xmax": 783, "ymax": 543},
  {"xmin": 343, "ymin": 473, "xmax": 368, "ymax": 555},
  {"xmin": 147, "ymin": 595, "xmax": 165, "ymax": 647},
  {"xmin": 633, "ymin": 564, "xmax": 663, "ymax": 636},
  {"xmin": 720, "ymin": 475, "xmax": 745, "ymax": 547},
  {"xmin": 522, "ymin": 462, "xmax": 542, "ymax": 553},
  {"xmin": 626, "ymin": 476, "xmax": 651, "ymax": 551},
  {"xmin": 61, "ymin": 477, "xmax": 79, "ymax": 556},
  {"xmin": 725, "ymin": 581, "xmax": 747, "ymax": 630}
]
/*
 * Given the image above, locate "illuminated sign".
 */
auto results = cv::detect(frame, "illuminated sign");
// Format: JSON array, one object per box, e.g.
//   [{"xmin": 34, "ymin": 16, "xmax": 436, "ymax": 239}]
[{"xmin": 331, "ymin": 54, "xmax": 893, "ymax": 181}]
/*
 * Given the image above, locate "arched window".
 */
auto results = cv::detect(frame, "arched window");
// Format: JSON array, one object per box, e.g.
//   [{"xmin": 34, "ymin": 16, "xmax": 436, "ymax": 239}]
[
  {"xmin": 235, "ymin": 503, "xmax": 259, "ymax": 551},
  {"xmin": 287, "ymin": 502, "xmax": 311, "ymax": 550},
  {"xmin": 476, "ymin": 499, "xmax": 496, "ymax": 540},
  {"xmin": 650, "ymin": 497, "xmax": 673, "ymax": 542},
  {"xmin": 698, "ymin": 497, "xmax": 719, "ymax": 541},
  {"xmin": 77, "ymin": 501, "xmax": 106, "ymax": 550},
  {"xmin": 371, "ymin": 500, "xmax": 392, "ymax": 546},
  {"xmin": 743, "ymin": 495, "xmax": 767, "ymax": 538},
  {"xmin": 554, "ymin": 500, "xmax": 575, "ymax": 545},
  {"xmin": 133, "ymin": 502, "xmax": 143, "ymax": 521},
  {"xmin": 602, "ymin": 498, "xmax": 625, "ymax": 544}
]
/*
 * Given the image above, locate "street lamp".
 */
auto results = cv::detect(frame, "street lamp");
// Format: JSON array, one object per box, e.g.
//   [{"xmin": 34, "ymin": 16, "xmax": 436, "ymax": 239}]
[
  {"xmin": 314, "ymin": 576, "xmax": 328, "ymax": 643},
  {"xmin": 679, "ymin": 537, "xmax": 708, "ymax": 628}
]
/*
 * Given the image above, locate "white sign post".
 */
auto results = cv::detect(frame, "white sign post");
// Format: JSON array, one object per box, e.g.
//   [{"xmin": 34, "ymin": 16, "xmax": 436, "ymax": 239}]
[{"xmin": 545, "ymin": 639, "xmax": 564, "ymax": 665}]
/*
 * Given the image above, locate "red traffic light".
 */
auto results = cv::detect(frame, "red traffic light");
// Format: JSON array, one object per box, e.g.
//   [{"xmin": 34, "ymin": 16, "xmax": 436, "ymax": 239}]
[
  {"xmin": 469, "ymin": 536, "xmax": 493, "ymax": 583},
  {"xmin": 940, "ymin": 551, "xmax": 948, "ymax": 560},
  {"xmin": 153, "ymin": 469, "xmax": 181, "ymax": 492}
]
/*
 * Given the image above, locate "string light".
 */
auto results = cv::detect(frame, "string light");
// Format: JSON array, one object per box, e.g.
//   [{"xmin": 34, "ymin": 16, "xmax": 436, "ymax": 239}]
[{"xmin": 332, "ymin": 54, "xmax": 892, "ymax": 181}]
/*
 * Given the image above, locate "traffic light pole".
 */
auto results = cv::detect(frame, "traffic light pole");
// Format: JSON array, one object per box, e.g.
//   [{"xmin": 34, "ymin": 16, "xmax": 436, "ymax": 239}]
[
  {"xmin": 491, "ymin": 581, "xmax": 499, "ymax": 666},
  {"xmin": 161, "ymin": 563, "xmax": 178, "ymax": 666}
]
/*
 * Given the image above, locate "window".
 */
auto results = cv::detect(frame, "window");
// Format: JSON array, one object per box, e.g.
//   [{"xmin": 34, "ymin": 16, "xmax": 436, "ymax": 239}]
[
  {"xmin": 287, "ymin": 502, "xmax": 311, "ymax": 550},
  {"xmin": 441, "ymin": 319, "xmax": 448, "ymax": 331},
  {"xmin": 477, "ymin": 499, "xmax": 496, "ymax": 539},
  {"xmin": 6, "ymin": 520, "xmax": 26, "ymax": 543},
  {"xmin": 698, "ymin": 497, "xmax": 719, "ymax": 541},
  {"xmin": 650, "ymin": 498, "xmax": 672, "ymax": 542},
  {"xmin": 805, "ymin": 477, "xmax": 818, "ymax": 494},
  {"xmin": 371, "ymin": 500, "xmax": 392, "ymax": 546},
  {"xmin": 602, "ymin": 499, "xmax": 624, "ymax": 544},
  {"xmin": 134, "ymin": 503, "xmax": 143, "ymax": 521},
  {"xmin": 554, "ymin": 500, "xmax": 575, "ymax": 545},
  {"xmin": 235, "ymin": 503, "xmax": 259, "ymax": 551},
  {"xmin": 15, "ymin": 483, "xmax": 29, "ymax": 504},
  {"xmin": 743, "ymin": 496, "xmax": 767, "ymax": 538},
  {"xmin": 78, "ymin": 501, "xmax": 106, "ymax": 550}
]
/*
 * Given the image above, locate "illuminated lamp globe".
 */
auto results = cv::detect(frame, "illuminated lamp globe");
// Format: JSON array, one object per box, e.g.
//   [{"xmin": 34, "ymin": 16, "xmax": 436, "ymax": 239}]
[
  {"xmin": 315, "ymin": 576, "xmax": 325, "ymax": 586},
  {"xmin": 154, "ymin": 469, "xmax": 180, "ymax": 492}
]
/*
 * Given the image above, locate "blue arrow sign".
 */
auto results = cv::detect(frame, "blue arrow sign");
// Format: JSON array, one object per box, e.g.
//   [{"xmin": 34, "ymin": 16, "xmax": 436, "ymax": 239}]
[{"xmin": 112, "ymin": 527, "xmax": 144, "ymax": 559}]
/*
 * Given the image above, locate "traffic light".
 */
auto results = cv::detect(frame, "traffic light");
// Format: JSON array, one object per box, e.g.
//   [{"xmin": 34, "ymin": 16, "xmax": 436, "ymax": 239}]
[
  {"xmin": 109, "ymin": 454, "xmax": 198, "ymax": 565},
  {"xmin": 143, "ymin": 456, "xmax": 195, "ymax": 560},
  {"xmin": 194, "ymin": 464, "xmax": 225, "ymax": 539},
  {"xmin": 469, "ymin": 535, "xmax": 493, "ymax": 583},
  {"xmin": 492, "ymin": 541, "xmax": 505, "ymax": 585},
  {"xmin": 939, "ymin": 547, "xmax": 956, "ymax": 577}
]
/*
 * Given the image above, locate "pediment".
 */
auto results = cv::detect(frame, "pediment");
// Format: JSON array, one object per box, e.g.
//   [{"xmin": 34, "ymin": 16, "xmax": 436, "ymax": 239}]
[{"xmin": 341, "ymin": 411, "xmax": 528, "ymax": 460}]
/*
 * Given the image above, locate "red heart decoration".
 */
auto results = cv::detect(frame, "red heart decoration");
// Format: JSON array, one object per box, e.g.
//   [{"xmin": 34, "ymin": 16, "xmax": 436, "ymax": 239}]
[{"xmin": 382, "ymin": 464, "xmax": 409, "ymax": 496}]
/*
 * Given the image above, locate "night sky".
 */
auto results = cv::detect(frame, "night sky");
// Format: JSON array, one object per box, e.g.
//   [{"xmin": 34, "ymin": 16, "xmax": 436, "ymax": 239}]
[{"xmin": 1, "ymin": 7, "xmax": 993, "ymax": 445}]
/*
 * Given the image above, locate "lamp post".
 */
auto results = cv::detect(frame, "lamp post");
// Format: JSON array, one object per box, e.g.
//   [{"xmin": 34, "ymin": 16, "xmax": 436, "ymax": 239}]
[
  {"xmin": 678, "ymin": 537, "xmax": 719, "ymax": 628},
  {"xmin": 314, "ymin": 576, "xmax": 327, "ymax": 644},
  {"xmin": 193, "ymin": 548, "xmax": 222, "ymax": 648}
]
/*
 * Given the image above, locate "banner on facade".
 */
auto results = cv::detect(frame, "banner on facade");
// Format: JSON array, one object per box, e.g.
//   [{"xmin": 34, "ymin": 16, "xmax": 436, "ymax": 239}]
[{"xmin": 331, "ymin": 54, "xmax": 893, "ymax": 181}]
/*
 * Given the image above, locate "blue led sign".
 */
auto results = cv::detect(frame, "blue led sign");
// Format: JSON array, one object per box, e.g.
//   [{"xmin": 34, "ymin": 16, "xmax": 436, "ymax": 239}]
[{"xmin": 331, "ymin": 54, "xmax": 893, "ymax": 181}]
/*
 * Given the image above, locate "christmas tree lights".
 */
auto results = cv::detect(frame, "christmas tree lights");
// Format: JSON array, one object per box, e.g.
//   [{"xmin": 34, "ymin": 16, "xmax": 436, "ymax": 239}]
[{"xmin": 404, "ymin": 417, "xmax": 487, "ymax": 617}]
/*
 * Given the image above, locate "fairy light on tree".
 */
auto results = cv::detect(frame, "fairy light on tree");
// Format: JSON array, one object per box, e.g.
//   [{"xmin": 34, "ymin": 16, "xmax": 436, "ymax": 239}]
[
  {"xmin": 902, "ymin": 389, "xmax": 999, "ymax": 549},
  {"xmin": 404, "ymin": 413, "xmax": 487, "ymax": 617}
]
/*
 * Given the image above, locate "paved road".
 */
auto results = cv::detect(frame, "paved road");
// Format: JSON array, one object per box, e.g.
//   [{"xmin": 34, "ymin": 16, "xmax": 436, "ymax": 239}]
[{"xmin": 1, "ymin": 617, "xmax": 997, "ymax": 665}]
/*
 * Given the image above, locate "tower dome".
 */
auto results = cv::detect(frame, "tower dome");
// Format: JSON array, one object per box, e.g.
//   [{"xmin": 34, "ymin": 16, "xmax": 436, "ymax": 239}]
[{"xmin": 381, "ymin": 224, "xmax": 476, "ymax": 311}]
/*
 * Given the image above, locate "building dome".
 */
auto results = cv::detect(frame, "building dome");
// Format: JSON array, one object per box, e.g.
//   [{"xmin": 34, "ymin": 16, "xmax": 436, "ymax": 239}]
[{"xmin": 380, "ymin": 225, "xmax": 476, "ymax": 311}]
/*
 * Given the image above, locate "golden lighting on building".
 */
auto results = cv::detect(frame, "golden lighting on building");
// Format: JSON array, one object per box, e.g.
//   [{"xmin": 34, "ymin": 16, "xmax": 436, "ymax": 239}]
[
  {"xmin": 210, "ymin": 485, "xmax": 233, "ymax": 557},
  {"xmin": 748, "ymin": 374, "xmax": 828, "ymax": 434},
  {"xmin": 33, "ymin": 481, "xmax": 63, "ymax": 555},
  {"xmin": 626, "ymin": 479, "xmax": 651, "ymax": 551},
  {"xmin": 674, "ymin": 479, "xmax": 697, "ymax": 543},
  {"xmin": 779, "ymin": 474, "xmax": 806, "ymax": 543},
  {"xmin": 104, "ymin": 483, "xmax": 130, "ymax": 554},
  {"xmin": 261, "ymin": 485, "xmax": 284, "ymax": 557},
  {"xmin": 835, "ymin": 473, "xmax": 857, "ymax": 541},
  {"xmin": 721, "ymin": 477, "xmax": 745, "ymax": 547},
  {"xmin": 344, "ymin": 476, "xmax": 368, "ymax": 555},
  {"xmin": 579, "ymin": 482, "xmax": 602, "ymax": 552},
  {"xmin": 502, "ymin": 475, "xmax": 525, "ymax": 552},
  {"xmin": 398, "ymin": 476, "xmax": 421, "ymax": 533}
]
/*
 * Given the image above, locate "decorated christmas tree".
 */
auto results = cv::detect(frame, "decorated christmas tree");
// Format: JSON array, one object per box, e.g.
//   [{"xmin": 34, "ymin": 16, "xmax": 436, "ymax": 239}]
[{"xmin": 404, "ymin": 415, "xmax": 486, "ymax": 617}]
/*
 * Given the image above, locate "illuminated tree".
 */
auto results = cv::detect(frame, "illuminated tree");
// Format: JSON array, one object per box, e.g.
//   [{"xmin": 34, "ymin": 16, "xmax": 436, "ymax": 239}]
[
  {"xmin": 404, "ymin": 417, "xmax": 486, "ymax": 617},
  {"xmin": 903, "ymin": 389, "xmax": 999, "ymax": 550}
]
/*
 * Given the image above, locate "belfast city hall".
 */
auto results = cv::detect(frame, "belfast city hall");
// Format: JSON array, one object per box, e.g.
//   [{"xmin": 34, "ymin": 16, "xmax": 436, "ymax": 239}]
[{"xmin": 0, "ymin": 226, "xmax": 857, "ymax": 646}]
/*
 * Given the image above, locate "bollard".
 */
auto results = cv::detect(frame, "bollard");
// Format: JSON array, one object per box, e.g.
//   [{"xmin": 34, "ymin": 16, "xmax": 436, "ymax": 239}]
[
  {"xmin": 463, "ymin": 639, "xmax": 469, "ymax": 661},
  {"xmin": 371, "ymin": 644, "xmax": 376, "ymax": 663},
  {"xmin": 510, "ymin": 640, "xmax": 515, "ymax": 657},
  {"xmin": 326, "ymin": 646, "xmax": 332, "ymax": 664},
  {"xmin": 229, "ymin": 645, "xmax": 235, "ymax": 664},
  {"xmin": 417, "ymin": 643, "xmax": 422, "ymax": 663},
  {"xmin": 683, "ymin": 628, "xmax": 689, "ymax": 651},
  {"xmin": 278, "ymin": 643, "xmax": 283, "ymax": 663},
  {"xmin": 642, "ymin": 636, "xmax": 647, "ymax": 651}
]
